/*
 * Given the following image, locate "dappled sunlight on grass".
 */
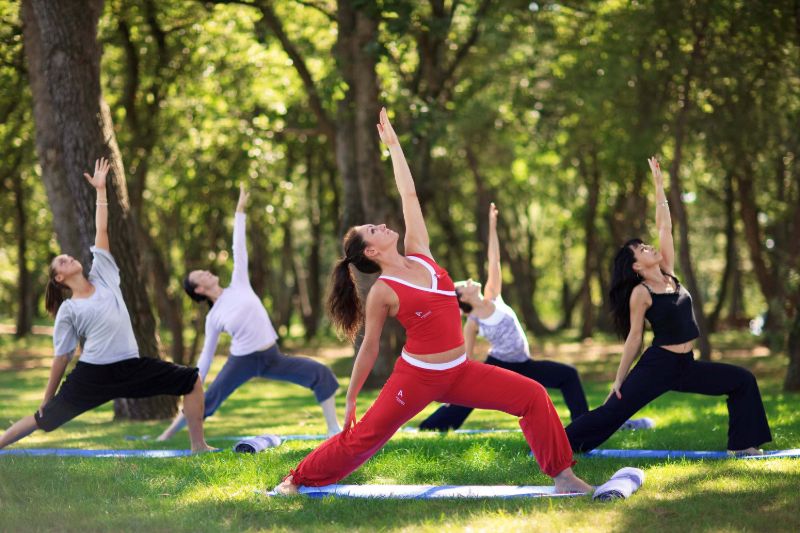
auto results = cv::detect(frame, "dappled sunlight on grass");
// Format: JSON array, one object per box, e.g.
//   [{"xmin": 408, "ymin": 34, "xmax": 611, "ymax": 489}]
[{"xmin": 1, "ymin": 333, "xmax": 798, "ymax": 531}]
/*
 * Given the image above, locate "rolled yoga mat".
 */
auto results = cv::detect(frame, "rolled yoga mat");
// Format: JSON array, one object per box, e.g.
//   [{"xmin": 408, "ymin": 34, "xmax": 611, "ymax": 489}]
[
  {"xmin": 585, "ymin": 449, "xmax": 800, "ymax": 460},
  {"xmin": 592, "ymin": 467, "xmax": 645, "ymax": 501},
  {"xmin": 0, "ymin": 448, "xmax": 198, "ymax": 458},
  {"xmin": 233, "ymin": 434, "xmax": 283, "ymax": 453},
  {"xmin": 265, "ymin": 467, "xmax": 644, "ymax": 500},
  {"xmin": 619, "ymin": 417, "xmax": 655, "ymax": 430}
]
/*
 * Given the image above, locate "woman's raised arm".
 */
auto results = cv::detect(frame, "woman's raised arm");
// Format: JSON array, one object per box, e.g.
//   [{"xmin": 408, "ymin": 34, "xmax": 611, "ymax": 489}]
[
  {"xmin": 648, "ymin": 157, "xmax": 674, "ymax": 275},
  {"xmin": 83, "ymin": 157, "xmax": 110, "ymax": 251},
  {"xmin": 377, "ymin": 108, "xmax": 431, "ymax": 257},
  {"xmin": 231, "ymin": 183, "xmax": 250, "ymax": 286},
  {"xmin": 483, "ymin": 203, "xmax": 502, "ymax": 300}
]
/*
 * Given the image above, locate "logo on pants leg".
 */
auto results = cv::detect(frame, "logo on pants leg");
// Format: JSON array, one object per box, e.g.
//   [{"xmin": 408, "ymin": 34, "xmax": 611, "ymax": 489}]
[{"xmin": 395, "ymin": 389, "xmax": 406, "ymax": 406}]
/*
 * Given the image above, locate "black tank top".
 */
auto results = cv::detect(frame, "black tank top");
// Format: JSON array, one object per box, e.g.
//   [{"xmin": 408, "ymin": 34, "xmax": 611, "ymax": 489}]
[{"xmin": 643, "ymin": 274, "xmax": 700, "ymax": 346}]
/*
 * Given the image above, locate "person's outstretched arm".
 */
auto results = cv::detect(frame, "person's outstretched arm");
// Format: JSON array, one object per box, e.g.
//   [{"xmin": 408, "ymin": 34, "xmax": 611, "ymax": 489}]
[
  {"xmin": 231, "ymin": 183, "xmax": 250, "ymax": 286},
  {"xmin": 377, "ymin": 108, "xmax": 431, "ymax": 258},
  {"xmin": 483, "ymin": 203, "xmax": 501, "ymax": 300},
  {"xmin": 195, "ymin": 319, "xmax": 222, "ymax": 384},
  {"xmin": 648, "ymin": 157, "xmax": 674, "ymax": 275},
  {"xmin": 84, "ymin": 158, "xmax": 110, "ymax": 251},
  {"xmin": 606, "ymin": 285, "xmax": 650, "ymax": 403},
  {"xmin": 342, "ymin": 284, "xmax": 391, "ymax": 431},
  {"xmin": 40, "ymin": 354, "xmax": 70, "ymax": 416}
]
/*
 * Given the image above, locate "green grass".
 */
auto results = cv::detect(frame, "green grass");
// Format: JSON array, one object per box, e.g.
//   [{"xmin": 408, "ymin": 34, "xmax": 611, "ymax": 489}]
[{"xmin": 0, "ymin": 333, "xmax": 798, "ymax": 532}]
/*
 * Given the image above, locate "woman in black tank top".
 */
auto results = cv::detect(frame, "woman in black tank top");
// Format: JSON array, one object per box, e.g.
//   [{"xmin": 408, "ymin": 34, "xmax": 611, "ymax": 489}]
[{"xmin": 565, "ymin": 157, "xmax": 771, "ymax": 454}]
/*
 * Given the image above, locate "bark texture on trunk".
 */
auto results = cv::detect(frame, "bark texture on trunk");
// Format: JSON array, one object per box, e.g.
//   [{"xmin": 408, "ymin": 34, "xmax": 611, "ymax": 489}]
[
  {"xmin": 22, "ymin": 0, "xmax": 176, "ymax": 419},
  {"xmin": 336, "ymin": 0, "xmax": 404, "ymax": 388}
]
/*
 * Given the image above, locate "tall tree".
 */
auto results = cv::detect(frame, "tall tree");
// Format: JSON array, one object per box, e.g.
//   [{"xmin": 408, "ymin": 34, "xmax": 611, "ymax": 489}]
[{"xmin": 21, "ymin": 0, "xmax": 175, "ymax": 419}]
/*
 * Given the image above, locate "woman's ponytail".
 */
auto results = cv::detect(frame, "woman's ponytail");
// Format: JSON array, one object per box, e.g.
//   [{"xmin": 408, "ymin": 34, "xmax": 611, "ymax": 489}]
[
  {"xmin": 327, "ymin": 227, "xmax": 381, "ymax": 341},
  {"xmin": 45, "ymin": 265, "xmax": 69, "ymax": 316}
]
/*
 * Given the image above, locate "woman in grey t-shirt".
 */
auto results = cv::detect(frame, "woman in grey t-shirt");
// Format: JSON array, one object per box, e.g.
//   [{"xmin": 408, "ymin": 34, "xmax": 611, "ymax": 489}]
[{"xmin": 0, "ymin": 158, "xmax": 213, "ymax": 453}]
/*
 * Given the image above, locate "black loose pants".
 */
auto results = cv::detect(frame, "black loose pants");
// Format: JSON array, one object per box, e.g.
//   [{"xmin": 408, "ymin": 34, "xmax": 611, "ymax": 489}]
[{"xmin": 565, "ymin": 346, "xmax": 772, "ymax": 452}]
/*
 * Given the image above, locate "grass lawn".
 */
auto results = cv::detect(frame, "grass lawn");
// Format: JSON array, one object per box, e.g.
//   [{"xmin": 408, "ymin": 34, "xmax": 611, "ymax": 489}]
[{"xmin": 0, "ymin": 331, "xmax": 798, "ymax": 532}]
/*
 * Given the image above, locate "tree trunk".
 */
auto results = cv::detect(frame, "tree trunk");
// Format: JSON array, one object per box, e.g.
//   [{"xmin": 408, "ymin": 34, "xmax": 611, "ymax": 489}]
[
  {"xmin": 707, "ymin": 173, "xmax": 736, "ymax": 333},
  {"xmin": 337, "ymin": 0, "xmax": 404, "ymax": 388},
  {"xmin": 668, "ymin": 158, "xmax": 712, "ymax": 361},
  {"xmin": 666, "ymin": 12, "xmax": 712, "ymax": 361},
  {"xmin": 578, "ymin": 152, "xmax": 600, "ymax": 339},
  {"xmin": 558, "ymin": 235, "xmax": 580, "ymax": 330},
  {"xmin": 272, "ymin": 220, "xmax": 296, "ymax": 335},
  {"xmin": 735, "ymin": 166, "xmax": 779, "ymax": 326},
  {"xmin": 300, "ymin": 143, "xmax": 322, "ymax": 340},
  {"xmin": 465, "ymin": 146, "xmax": 492, "ymax": 283},
  {"xmin": 784, "ymin": 307, "xmax": 800, "ymax": 391},
  {"xmin": 7, "ymin": 137, "xmax": 34, "ymax": 337},
  {"xmin": 497, "ymin": 217, "xmax": 551, "ymax": 336},
  {"xmin": 139, "ymin": 228, "xmax": 186, "ymax": 364},
  {"xmin": 22, "ymin": 0, "xmax": 176, "ymax": 419}
]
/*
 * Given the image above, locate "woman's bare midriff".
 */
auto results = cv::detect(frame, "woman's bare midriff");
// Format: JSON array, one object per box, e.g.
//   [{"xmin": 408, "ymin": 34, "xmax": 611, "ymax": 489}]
[
  {"xmin": 658, "ymin": 340, "xmax": 695, "ymax": 353},
  {"xmin": 404, "ymin": 344, "xmax": 466, "ymax": 364}
]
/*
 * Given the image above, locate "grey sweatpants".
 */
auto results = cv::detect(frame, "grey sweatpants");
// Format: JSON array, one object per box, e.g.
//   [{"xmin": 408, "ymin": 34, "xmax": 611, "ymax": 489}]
[{"xmin": 203, "ymin": 344, "xmax": 339, "ymax": 418}]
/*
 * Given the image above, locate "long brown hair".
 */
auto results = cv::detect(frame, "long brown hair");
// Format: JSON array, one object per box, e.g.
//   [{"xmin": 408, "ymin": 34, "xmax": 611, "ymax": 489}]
[
  {"xmin": 45, "ymin": 262, "xmax": 71, "ymax": 316},
  {"xmin": 327, "ymin": 227, "xmax": 381, "ymax": 341}
]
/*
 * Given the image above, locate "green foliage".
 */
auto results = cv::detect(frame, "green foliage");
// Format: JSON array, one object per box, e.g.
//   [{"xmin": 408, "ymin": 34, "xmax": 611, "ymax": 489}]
[{"xmin": 0, "ymin": 0, "xmax": 797, "ymax": 363}]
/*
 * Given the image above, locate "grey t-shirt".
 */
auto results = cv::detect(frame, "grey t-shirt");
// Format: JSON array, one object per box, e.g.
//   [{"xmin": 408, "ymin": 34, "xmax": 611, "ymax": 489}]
[{"xmin": 52, "ymin": 247, "xmax": 139, "ymax": 364}]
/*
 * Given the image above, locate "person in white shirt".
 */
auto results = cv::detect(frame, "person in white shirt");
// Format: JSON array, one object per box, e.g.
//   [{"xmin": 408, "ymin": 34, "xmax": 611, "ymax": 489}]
[
  {"xmin": 0, "ymin": 158, "xmax": 213, "ymax": 453},
  {"xmin": 157, "ymin": 184, "xmax": 340, "ymax": 441}
]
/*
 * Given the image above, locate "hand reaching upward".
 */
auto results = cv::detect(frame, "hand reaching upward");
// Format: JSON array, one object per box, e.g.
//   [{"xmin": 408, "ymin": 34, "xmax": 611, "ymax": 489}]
[
  {"xmin": 84, "ymin": 157, "xmax": 110, "ymax": 190},
  {"xmin": 488, "ymin": 202, "xmax": 498, "ymax": 228},
  {"xmin": 236, "ymin": 182, "xmax": 250, "ymax": 213},
  {"xmin": 376, "ymin": 107, "xmax": 399, "ymax": 147},
  {"xmin": 647, "ymin": 156, "xmax": 663, "ymax": 189}
]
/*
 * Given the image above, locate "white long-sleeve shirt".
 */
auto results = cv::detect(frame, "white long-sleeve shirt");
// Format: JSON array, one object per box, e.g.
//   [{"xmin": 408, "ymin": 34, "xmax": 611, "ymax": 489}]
[{"xmin": 196, "ymin": 213, "xmax": 278, "ymax": 381}]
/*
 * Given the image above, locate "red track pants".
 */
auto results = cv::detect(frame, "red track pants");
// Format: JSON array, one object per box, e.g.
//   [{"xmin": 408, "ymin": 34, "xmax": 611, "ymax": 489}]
[{"xmin": 289, "ymin": 356, "xmax": 575, "ymax": 486}]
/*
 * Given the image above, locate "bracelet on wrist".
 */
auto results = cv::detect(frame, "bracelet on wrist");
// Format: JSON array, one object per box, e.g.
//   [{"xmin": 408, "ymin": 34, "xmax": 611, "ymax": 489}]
[
  {"xmin": 96, "ymin": 201, "xmax": 109, "ymax": 206},
  {"xmin": 659, "ymin": 200, "xmax": 669, "ymax": 207}
]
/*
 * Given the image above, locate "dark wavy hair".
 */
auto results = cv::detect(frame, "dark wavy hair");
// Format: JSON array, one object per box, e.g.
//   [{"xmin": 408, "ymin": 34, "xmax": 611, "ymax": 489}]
[
  {"xmin": 45, "ymin": 262, "xmax": 71, "ymax": 316},
  {"xmin": 183, "ymin": 275, "xmax": 213, "ymax": 308},
  {"xmin": 327, "ymin": 227, "xmax": 381, "ymax": 341},
  {"xmin": 454, "ymin": 288, "xmax": 473, "ymax": 314},
  {"xmin": 609, "ymin": 238, "xmax": 644, "ymax": 338}
]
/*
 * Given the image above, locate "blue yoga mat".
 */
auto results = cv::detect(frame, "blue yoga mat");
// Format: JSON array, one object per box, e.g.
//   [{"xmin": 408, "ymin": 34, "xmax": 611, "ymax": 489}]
[
  {"xmin": 265, "ymin": 467, "xmax": 644, "ymax": 500},
  {"xmin": 126, "ymin": 433, "xmax": 331, "ymax": 442},
  {"xmin": 0, "ymin": 448, "xmax": 198, "ymax": 458},
  {"xmin": 278, "ymin": 484, "xmax": 582, "ymax": 499},
  {"xmin": 584, "ymin": 449, "xmax": 800, "ymax": 460},
  {"xmin": 402, "ymin": 427, "xmax": 521, "ymax": 435}
]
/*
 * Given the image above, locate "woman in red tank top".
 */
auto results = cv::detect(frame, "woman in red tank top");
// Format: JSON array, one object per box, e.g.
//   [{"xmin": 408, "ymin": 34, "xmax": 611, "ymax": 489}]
[{"xmin": 275, "ymin": 109, "xmax": 592, "ymax": 494}]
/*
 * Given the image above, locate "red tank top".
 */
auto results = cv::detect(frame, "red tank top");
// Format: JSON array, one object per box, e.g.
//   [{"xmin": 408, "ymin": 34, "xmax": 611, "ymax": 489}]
[{"xmin": 377, "ymin": 254, "xmax": 465, "ymax": 355}]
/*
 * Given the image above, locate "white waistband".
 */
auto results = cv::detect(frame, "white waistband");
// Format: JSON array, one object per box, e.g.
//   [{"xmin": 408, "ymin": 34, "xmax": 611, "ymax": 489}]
[{"xmin": 401, "ymin": 351, "xmax": 467, "ymax": 370}]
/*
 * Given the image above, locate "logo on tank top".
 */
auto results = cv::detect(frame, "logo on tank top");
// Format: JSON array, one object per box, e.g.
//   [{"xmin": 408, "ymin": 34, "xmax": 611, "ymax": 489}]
[
  {"xmin": 414, "ymin": 310, "xmax": 432, "ymax": 319},
  {"xmin": 395, "ymin": 389, "xmax": 406, "ymax": 406}
]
